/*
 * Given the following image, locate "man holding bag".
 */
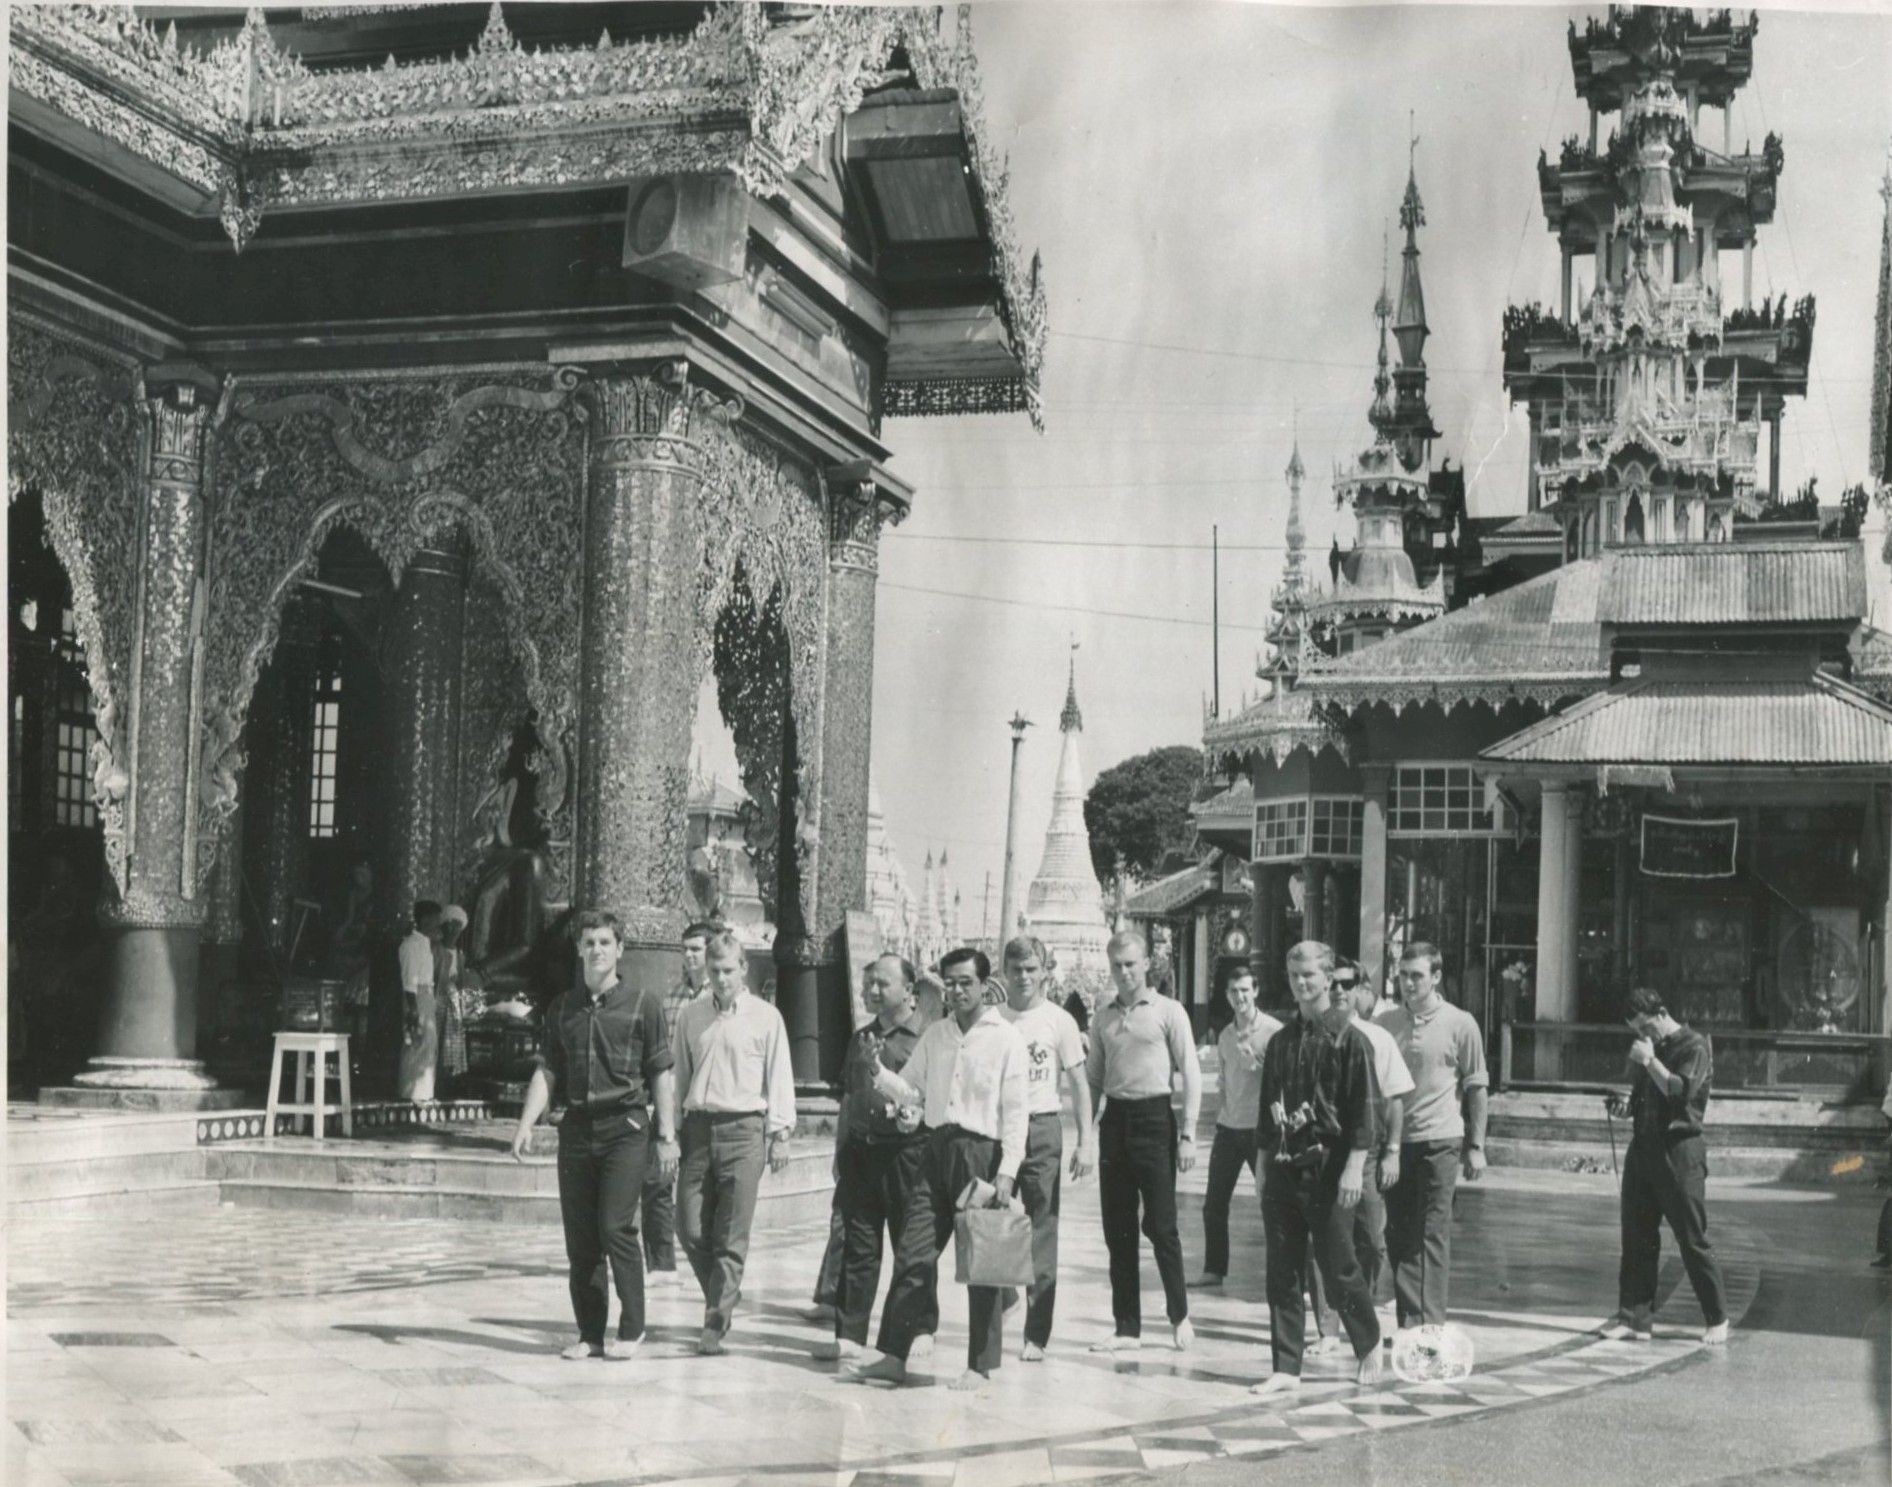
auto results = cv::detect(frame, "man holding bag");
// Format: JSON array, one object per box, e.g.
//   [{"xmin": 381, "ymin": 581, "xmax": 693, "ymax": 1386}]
[{"xmin": 858, "ymin": 947, "xmax": 1030, "ymax": 1392}]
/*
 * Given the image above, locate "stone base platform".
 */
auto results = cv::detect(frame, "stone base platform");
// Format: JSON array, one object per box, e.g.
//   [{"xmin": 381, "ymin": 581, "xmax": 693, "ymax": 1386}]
[{"xmin": 37, "ymin": 1085, "xmax": 250, "ymax": 1113}]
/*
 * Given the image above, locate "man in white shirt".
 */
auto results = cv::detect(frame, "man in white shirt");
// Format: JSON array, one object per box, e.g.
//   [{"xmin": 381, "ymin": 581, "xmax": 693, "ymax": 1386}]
[
  {"xmin": 997, "ymin": 935, "xmax": 1094, "ymax": 1360},
  {"xmin": 1341, "ymin": 966, "xmax": 1414, "ymax": 1312},
  {"xmin": 1193, "ymin": 965, "xmax": 1282, "ymax": 1287},
  {"xmin": 673, "ymin": 928, "xmax": 796, "ymax": 1355},
  {"xmin": 859, "ymin": 946, "xmax": 1030, "ymax": 1392},
  {"xmin": 1086, "ymin": 929, "xmax": 1202, "ymax": 1354},
  {"xmin": 396, "ymin": 901, "xmax": 444, "ymax": 1101}
]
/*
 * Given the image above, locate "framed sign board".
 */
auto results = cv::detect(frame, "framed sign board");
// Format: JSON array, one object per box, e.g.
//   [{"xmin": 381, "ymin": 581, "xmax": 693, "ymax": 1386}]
[{"xmin": 1641, "ymin": 815, "xmax": 1738, "ymax": 879}]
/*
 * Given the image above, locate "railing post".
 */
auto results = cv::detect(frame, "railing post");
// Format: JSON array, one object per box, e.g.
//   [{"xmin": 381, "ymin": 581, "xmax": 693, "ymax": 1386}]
[{"xmin": 1500, "ymin": 1020, "xmax": 1513, "ymax": 1092}]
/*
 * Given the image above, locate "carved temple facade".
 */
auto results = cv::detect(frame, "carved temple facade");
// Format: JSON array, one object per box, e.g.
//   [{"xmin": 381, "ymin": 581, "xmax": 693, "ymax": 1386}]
[
  {"xmin": 6, "ymin": 3, "xmax": 1045, "ymax": 1099},
  {"xmin": 1200, "ymin": 9, "xmax": 1892, "ymax": 1102}
]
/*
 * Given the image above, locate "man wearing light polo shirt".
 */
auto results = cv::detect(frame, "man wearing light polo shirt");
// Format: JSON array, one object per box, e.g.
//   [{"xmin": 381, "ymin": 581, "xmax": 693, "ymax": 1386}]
[
  {"xmin": 674, "ymin": 928, "xmax": 797, "ymax": 1356},
  {"xmin": 1377, "ymin": 941, "xmax": 1489, "ymax": 1329},
  {"xmin": 1086, "ymin": 929, "xmax": 1202, "ymax": 1354},
  {"xmin": 858, "ymin": 946, "xmax": 1031, "ymax": 1392},
  {"xmin": 998, "ymin": 935, "xmax": 1094, "ymax": 1361},
  {"xmin": 1341, "ymin": 967, "xmax": 1414, "ymax": 1310}
]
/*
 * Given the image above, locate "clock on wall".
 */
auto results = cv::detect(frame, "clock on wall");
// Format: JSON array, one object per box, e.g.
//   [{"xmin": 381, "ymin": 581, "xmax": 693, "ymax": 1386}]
[{"xmin": 1222, "ymin": 925, "xmax": 1250, "ymax": 958}]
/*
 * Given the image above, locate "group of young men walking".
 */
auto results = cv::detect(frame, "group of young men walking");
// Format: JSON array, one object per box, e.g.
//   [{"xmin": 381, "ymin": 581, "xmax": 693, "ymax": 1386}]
[{"xmin": 515, "ymin": 913, "xmax": 1732, "ymax": 1390}]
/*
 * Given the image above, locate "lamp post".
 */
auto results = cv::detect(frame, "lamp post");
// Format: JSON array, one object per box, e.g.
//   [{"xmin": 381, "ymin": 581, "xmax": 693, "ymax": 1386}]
[{"xmin": 997, "ymin": 712, "xmax": 1033, "ymax": 952}]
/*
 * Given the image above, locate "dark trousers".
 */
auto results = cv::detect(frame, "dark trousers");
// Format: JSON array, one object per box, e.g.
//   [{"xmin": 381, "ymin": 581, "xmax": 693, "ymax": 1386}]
[
  {"xmin": 1619, "ymin": 1135, "xmax": 1726, "ymax": 1327},
  {"xmin": 1351, "ymin": 1152, "xmax": 1389, "ymax": 1304},
  {"xmin": 641, "ymin": 1161, "xmax": 677, "ymax": 1274},
  {"xmin": 556, "ymin": 1112, "xmax": 651, "ymax": 1345},
  {"xmin": 677, "ymin": 1110, "xmax": 767, "ymax": 1336},
  {"xmin": 1201, "ymin": 1123, "xmax": 1258, "ymax": 1278},
  {"xmin": 1001, "ymin": 1113, "xmax": 1065, "ymax": 1347},
  {"xmin": 1098, "ymin": 1096, "xmax": 1189, "ymax": 1337},
  {"xmin": 1261, "ymin": 1169, "xmax": 1382, "ymax": 1376},
  {"xmin": 1386, "ymin": 1141, "xmax": 1460, "ymax": 1326},
  {"xmin": 881, "ymin": 1125, "xmax": 1004, "ymax": 1371},
  {"xmin": 835, "ymin": 1136, "xmax": 934, "ymax": 1351},
  {"xmin": 814, "ymin": 1200, "xmax": 845, "ymax": 1307}
]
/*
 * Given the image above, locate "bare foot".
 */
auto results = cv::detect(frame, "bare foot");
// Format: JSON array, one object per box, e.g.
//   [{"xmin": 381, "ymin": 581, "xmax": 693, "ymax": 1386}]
[
  {"xmin": 1306, "ymin": 1334, "xmax": 1343, "ymax": 1359},
  {"xmin": 1702, "ymin": 1322, "xmax": 1730, "ymax": 1345},
  {"xmin": 1250, "ymin": 1373, "xmax": 1302, "ymax": 1400},
  {"xmin": 1172, "ymin": 1319, "xmax": 1194, "ymax": 1352},
  {"xmin": 1089, "ymin": 1335, "xmax": 1141, "ymax": 1355},
  {"xmin": 603, "ymin": 1336, "xmax": 643, "ymax": 1361},
  {"xmin": 851, "ymin": 1355, "xmax": 908, "ymax": 1385},
  {"xmin": 1356, "ymin": 1348, "xmax": 1385, "ymax": 1387},
  {"xmin": 949, "ymin": 1368, "xmax": 990, "ymax": 1392},
  {"xmin": 1187, "ymin": 1273, "xmax": 1224, "ymax": 1289},
  {"xmin": 813, "ymin": 1339, "xmax": 864, "ymax": 1362},
  {"xmin": 907, "ymin": 1333, "xmax": 935, "ymax": 1362},
  {"xmin": 1020, "ymin": 1341, "xmax": 1046, "ymax": 1362},
  {"xmin": 799, "ymin": 1302, "xmax": 837, "ymax": 1326},
  {"xmin": 560, "ymin": 1339, "xmax": 602, "ymax": 1361},
  {"xmin": 697, "ymin": 1326, "xmax": 725, "ymax": 1356}
]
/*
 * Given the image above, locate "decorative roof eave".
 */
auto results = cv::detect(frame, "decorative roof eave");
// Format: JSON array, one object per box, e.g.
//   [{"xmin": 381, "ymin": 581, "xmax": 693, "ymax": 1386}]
[
  {"xmin": 1303, "ymin": 593, "xmax": 1447, "ymax": 625},
  {"xmin": 7, "ymin": 3, "xmax": 1047, "ymax": 427},
  {"xmin": 1201, "ymin": 714, "xmax": 1350, "ymax": 768},
  {"xmin": 1297, "ymin": 676, "xmax": 1605, "ymax": 718}
]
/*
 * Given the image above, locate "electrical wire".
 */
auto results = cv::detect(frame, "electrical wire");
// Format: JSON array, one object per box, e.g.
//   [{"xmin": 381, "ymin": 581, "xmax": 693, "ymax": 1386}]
[{"xmin": 879, "ymin": 579, "xmax": 1270, "ymax": 632}]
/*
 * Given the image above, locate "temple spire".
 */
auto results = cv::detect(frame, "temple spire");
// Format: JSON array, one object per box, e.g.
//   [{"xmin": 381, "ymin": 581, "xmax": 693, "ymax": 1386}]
[
  {"xmin": 1060, "ymin": 644, "xmax": 1083, "ymax": 732},
  {"xmin": 1369, "ymin": 227, "xmax": 1395, "ymax": 434}
]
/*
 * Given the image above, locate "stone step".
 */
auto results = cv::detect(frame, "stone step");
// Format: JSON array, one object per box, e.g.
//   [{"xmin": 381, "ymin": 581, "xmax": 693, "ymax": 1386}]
[
  {"xmin": 209, "ymin": 1135, "xmax": 839, "ymax": 1225},
  {"xmin": 1487, "ymin": 1135, "xmax": 1884, "ymax": 1184},
  {"xmin": 205, "ymin": 1145, "xmax": 563, "ymax": 1197},
  {"xmin": 9, "ymin": 1147, "xmax": 209, "ymax": 1203},
  {"xmin": 7, "ymin": 1182, "xmax": 224, "ymax": 1218},
  {"xmin": 7, "ymin": 1108, "xmax": 207, "ymax": 1167},
  {"xmin": 36, "ymin": 1086, "xmax": 251, "ymax": 1113}
]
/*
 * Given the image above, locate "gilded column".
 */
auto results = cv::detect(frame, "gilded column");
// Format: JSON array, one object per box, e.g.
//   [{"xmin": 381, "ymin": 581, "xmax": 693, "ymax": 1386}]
[
  {"xmin": 788, "ymin": 479, "xmax": 894, "ymax": 1082},
  {"xmin": 381, "ymin": 533, "xmax": 469, "ymax": 925},
  {"xmin": 244, "ymin": 592, "xmax": 322, "ymax": 958},
  {"xmin": 572, "ymin": 365, "xmax": 725, "ymax": 984},
  {"xmin": 78, "ymin": 380, "xmax": 221, "ymax": 1096}
]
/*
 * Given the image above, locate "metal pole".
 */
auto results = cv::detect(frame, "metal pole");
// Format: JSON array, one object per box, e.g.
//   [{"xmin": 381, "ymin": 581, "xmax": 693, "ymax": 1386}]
[
  {"xmin": 1212, "ymin": 524, "xmax": 1221, "ymax": 720},
  {"xmin": 998, "ymin": 713, "xmax": 1032, "ymax": 952}
]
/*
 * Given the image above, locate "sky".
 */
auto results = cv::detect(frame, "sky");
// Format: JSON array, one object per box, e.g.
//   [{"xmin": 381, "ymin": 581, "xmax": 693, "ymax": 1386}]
[{"xmin": 692, "ymin": 1, "xmax": 1892, "ymax": 933}]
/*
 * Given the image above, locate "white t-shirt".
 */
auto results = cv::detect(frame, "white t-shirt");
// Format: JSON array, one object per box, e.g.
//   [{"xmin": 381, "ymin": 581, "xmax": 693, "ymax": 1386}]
[
  {"xmin": 1351, "ymin": 1016, "xmax": 1416, "ymax": 1105},
  {"xmin": 1002, "ymin": 999, "xmax": 1086, "ymax": 1117}
]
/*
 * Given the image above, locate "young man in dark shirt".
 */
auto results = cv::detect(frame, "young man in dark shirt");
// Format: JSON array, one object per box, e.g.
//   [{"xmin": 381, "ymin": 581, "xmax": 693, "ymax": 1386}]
[
  {"xmin": 1252, "ymin": 940, "xmax": 1384, "ymax": 1398},
  {"xmin": 1602, "ymin": 986, "xmax": 1729, "ymax": 1345},
  {"xmin": 511, "ymin": 909, "xmax": 678, "ymax": 1360}
]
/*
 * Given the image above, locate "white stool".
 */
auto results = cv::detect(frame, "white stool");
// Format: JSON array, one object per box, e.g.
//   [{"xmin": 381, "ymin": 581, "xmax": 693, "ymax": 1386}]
[{"xmin": 265, "ymin": 1031, "xmax": 353, "ymax": 1141}]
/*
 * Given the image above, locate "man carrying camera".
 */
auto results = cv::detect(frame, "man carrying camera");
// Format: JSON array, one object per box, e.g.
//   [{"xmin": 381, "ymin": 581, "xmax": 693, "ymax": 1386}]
[
  {"xmin": 1602, "ymin": 986, "xmax": 1729, "ymax": 1345},
  {"xmin": 1251, "ymin": 940, "xmax": 1383, "ymax": 1397}
]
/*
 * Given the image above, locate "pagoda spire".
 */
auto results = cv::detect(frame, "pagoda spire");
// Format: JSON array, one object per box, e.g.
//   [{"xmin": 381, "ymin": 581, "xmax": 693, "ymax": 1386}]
[
  {"xmin": 1060, "ymin": 644, "xmax": 1083, "ymax": 732},
  {"xmin": 1369, "ymin": 227, "xmax": 1395, "ymax": 435},
  {"xmin": 1262, "ymin": 428, "xmax": 1312, "ymax": 691},
  {"xmin": 1394, "ymin": 125, "xmax": 1429, "ymax": 368}
]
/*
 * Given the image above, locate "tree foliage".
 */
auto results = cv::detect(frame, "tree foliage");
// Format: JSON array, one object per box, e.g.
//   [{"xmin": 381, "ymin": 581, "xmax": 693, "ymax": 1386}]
[{"xmin": 1084, "ymin": 745, "xmax": 1205, "ymax": 887}]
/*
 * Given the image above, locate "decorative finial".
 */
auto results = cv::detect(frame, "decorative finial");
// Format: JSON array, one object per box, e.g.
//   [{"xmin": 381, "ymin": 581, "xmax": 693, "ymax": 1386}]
[{"xmin": 1060, "ymin": 645, "xmax": 1083, "ymax": 733}]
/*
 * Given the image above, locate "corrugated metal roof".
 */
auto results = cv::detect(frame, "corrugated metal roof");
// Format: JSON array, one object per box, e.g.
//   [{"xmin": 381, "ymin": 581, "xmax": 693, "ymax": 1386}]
[
  {"xmin": 1301, "ymin": 560, "xmax": 1608, "ymax": 683},
  {"xmin": 1482, "ymin": 675, "xmax": 1892, "ymax": 765},
  {"xmin": 1123, "ymin": 863, "xmax": 1218, "ymax": 918},
  {"xmin": 1600, "ymin": 541, "xmax": 1865, "ymax": 626}
]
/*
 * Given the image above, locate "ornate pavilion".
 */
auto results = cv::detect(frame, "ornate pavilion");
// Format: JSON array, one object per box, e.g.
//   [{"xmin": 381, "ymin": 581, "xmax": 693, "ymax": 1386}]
[
  {"xmin": 1201, "ymin": 7, "xmax": 1892, "ymax": 1099},
  {"xmin": 6, "ymin": 3, "xmax": 1045, "ymax": 1102}
]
